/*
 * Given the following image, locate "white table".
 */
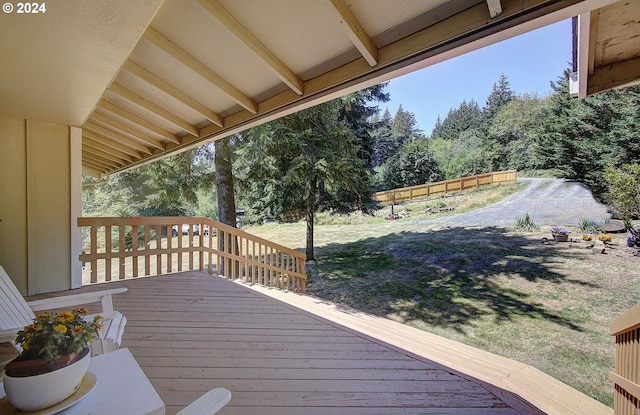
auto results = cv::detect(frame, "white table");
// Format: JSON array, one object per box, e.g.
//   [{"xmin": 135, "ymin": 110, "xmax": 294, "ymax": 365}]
[{"xmin": 1, "ymin": 348, "xmax": 165, "ymax": 415}]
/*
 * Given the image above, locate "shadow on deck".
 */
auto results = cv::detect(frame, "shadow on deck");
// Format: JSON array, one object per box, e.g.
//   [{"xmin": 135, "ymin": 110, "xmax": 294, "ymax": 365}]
[{"xmin": 24, "ymin": 271, "xmax": 611, "ymax": 415}]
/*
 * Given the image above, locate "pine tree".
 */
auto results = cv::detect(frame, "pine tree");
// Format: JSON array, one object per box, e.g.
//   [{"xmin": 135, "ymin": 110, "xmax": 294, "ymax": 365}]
[
  {"xmin": 371, "ymin": 108, "xmax": 394, "ymax": 166},
  {"xmin": 482, "ymin": 73, "xmax": 514, "ymax": 126}
]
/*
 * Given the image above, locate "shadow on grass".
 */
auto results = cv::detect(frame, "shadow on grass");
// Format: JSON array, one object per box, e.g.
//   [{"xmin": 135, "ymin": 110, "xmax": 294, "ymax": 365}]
[{"xmin": 308, "ymin": 226, "xmax": 594, "ymax": 333}]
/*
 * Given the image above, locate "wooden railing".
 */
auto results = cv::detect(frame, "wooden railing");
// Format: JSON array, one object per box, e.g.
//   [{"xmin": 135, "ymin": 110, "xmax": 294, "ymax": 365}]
[
  {"xmin": 373, "ymin": 170, "xmax": 518, "ymax": 204},
  {"xmin": 610, "ymin": 302, "xmax": 640, "ymax": 414},
  {"xmin": 77, "ymin": 216, "xmax": 306, "ymax": 292}
]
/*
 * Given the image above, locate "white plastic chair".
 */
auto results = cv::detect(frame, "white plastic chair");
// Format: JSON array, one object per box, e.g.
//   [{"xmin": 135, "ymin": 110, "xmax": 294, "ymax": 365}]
[
  {"xmin": 177, "ymin": 388, "xmax": 232, "ymax": 415},
  {"xmin": 0, "ymin": 265, "xmax": 127, "ymax": 356}
]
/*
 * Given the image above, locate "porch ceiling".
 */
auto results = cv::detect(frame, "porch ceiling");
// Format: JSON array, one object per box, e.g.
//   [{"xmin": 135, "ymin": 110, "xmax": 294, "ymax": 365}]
[{"xmin": 0, "ymin": 0, "xmax": 635, "ymax": 178}]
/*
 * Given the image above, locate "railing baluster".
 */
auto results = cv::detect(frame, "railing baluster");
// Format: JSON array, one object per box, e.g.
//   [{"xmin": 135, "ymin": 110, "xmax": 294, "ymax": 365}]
[
  {"xmin": 167, "ymin": 225, "xmax": 173, "ymax": 274},
  {"xmin": 132, "ymin": 224, "xmax": 139, "ymax": 278},
  {"xmin": 90, "ymin": 225, "xmax": 98, "ymax": 283},
  {"xmin": 105, "ymin": 225, "xmax": 112, "ymax": 281},
  {"xmin": 610, "ymin": 302, "xmax": 640, "ymax": 415},
  {"xmin": 155, "ymin": 224, "xmax": 162, "ymax": 276},
  {"xmin": 118, "ymin": 226, "xmax": 125, "ymax": 279},
  {"xmin": 144, "ymin": 226, "xmax": 151, "ymax": 276}
]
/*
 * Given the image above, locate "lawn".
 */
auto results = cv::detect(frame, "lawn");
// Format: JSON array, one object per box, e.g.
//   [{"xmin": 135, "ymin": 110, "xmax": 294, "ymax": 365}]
[{"xmin": 244, "ymin": 184, "xmax": 640, "ymax": 407}]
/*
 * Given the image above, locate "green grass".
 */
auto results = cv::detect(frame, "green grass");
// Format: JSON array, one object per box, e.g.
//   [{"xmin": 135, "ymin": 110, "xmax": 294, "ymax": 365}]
[{"xmin": 244, "ymin": 183, "xmax": 640, "ymax": 407}]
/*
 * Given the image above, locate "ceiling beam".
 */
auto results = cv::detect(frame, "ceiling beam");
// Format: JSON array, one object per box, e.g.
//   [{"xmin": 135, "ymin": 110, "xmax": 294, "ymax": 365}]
[
  {"xmin": 197, "ymin": 0, "xmax": 304, "ymax": 95},
  {"xmin": 82, "ymin": 151, "xmax": 120, "ymax": 170},
  {"xmin": 83, "ymin": 146, "xmax": 130, "ymax": 168},
  {"xmin": 123, "ymin": 60, "xmax": 224, "ymax": 127},
  {"xmin": 84, "ymin": 121, "xmax": 154, "ymax": 155},
  {"xmin": 98, "ymin": 100, "xmax": 181, "ymax": 144},
  {"xmin": 82, "ymin": 135, "xmax": 139, "ymax": 162},
  {"xmin": 83, "ymin": 148, "xmax": 125, "ymax": 169},
  {"xmin": 83, "ymin": 165, "xmax": 104, "ymax": 178},
  {"xmin": 82, "ymin": 129, "xmax": 144, "ymax": 159},
  {"xmin": 324, "ymin": 0, "xmax": 377, "ymax": 67},
  {"xmin": 91, "ymin": 112, "xmax": 165, "ymax": 150},
  {"xmin": 143, "ymin": 27, "xmax": 258, "ymax": 115},
  {"xmin": 109, "ymin": 83, "xmax": 199, "ymax": 137},
  {"xmin": 83, "ymin": 160, "xmax": 108, "ymax": 173}
]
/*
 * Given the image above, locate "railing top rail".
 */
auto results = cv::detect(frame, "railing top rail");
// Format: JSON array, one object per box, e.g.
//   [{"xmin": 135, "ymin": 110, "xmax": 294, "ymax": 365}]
[{"xmin": 610, "ymin": 301, "xmax": 640, "ymax": 335}]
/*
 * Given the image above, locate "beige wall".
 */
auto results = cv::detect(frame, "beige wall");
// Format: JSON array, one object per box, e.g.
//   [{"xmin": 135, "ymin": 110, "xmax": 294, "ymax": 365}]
[{"xmin": 0, "ymin": 116, "xmax": 80, "ymax": 295}]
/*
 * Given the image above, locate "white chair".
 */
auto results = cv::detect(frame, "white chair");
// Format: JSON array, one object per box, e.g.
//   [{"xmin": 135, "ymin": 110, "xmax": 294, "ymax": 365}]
[
  {"xmin": 0, "ymin": 265, "xmax": 127, "ymax": 356},
  {"xmin": 177, "ymin": 388, "xmax": 232, "ymax": 415}
]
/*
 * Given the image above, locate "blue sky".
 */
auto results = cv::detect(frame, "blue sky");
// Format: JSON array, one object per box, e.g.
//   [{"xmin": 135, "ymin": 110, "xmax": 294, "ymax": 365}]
[{"xmin": 382, "ymin": 18, "xmax": 573, "ymax": 134}]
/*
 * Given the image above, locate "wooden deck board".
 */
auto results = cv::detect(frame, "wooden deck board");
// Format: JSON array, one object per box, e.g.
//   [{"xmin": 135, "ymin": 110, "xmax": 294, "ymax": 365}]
[
  {"xmin": 100, "ymin": 272, "xmax": 526, "ymax": 415},
  {"xmin": 20, "ymin": 271, "xmax": 608, "ymax": 415}
]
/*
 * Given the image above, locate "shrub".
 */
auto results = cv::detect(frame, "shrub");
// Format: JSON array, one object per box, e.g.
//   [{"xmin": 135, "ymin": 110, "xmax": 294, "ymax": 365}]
[
  {"xmin": 515, "ymin": 213, "xmax": 539, "ymax": 232},
  {"xmin": 577, "ymin": 218, "xmax": 601, "ymax": 234}
]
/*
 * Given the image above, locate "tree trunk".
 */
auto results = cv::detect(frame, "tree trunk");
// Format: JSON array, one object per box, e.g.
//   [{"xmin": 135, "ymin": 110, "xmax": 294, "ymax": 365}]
[
  {"xmin": 305, "ymin": 177, "xmax": 316, "ymax": 261},
  {"xmin": 215, "ymin": 137, "xmax": 236, "ymax": 227},
  {"xmin": 215, "ymin": 138, "xmax": 237, "ymax": 276}
]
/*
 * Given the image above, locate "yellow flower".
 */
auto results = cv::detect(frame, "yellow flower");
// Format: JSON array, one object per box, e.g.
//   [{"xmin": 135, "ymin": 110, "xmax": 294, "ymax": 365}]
[
  {"xmin": 73, "ymin": 326, "xmax": 84, "ymax": 333},
  {"xmin": 54, "ymin": 324, "xmax": 68, "ymax": 334},
  {"xmin": 598, "ymin": 234, "xmax": 612, "ymax": 242},
  {"xmin": 36, "ymin": 312, "xmax": 50, "ymax": 319},
  {"xmin": 22, "ymin": 340, "xmax": 30, "ymax": 350}
]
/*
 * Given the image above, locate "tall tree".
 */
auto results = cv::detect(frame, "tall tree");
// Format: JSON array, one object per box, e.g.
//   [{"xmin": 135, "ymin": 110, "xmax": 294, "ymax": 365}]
[
  {"xmin": 371, "ymin": 108, "xmax": 395, "ymax": 166},
  {"xmin": 384, "ymin": 138, "xmax": 441, "ymax": 188},
  {"xmin": 486, "ymin": 93, "xmax": 549, "ymax": 171},
  {"xmin": 482, "ymin": 73, "xmax": 514, "ymax": 126},
  {"xmin": 237, "ymin": 98, "xmax": 375, "ymax": 260},
  {"xmin": 339, "ymin": 84, "xmax": 389, "ymax": 169},
  {"xmin": 391, "ymin": 105, "xmax": 423, "ymax": 144}
]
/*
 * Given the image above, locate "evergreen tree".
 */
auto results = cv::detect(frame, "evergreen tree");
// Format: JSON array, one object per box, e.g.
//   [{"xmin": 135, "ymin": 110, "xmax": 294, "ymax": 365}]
[
  {"xmin": 482, "ymin": 73, "xmax": 514, "ymax": 126},
  {"xmin": 371, "ymin": 108, "xmax": 394, "ymax": 166},
  {"xmin": 391, "ymin": 104, "xmax": 423, "ymax": 144},
  {"xmin": 339, "ymin": 84, "xmax": 389, "ymax": 169},
  {"xmin": 431, "ymin": 100, "xmax": 482, "ymax": 141},
  {"xmin": 236, "ymin": 98, "xmax": 375, "ymax": 260}
]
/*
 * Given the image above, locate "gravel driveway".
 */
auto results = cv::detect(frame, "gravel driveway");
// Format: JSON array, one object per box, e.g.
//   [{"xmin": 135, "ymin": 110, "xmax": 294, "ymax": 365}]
[{"xmin": 422, "ymin": 178, "xmax": 610, "ymax": 227}]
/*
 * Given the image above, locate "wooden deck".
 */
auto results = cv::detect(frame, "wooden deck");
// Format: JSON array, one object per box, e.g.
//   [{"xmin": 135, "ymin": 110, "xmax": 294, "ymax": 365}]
[{"xmin": 20, "ymin": 271, "xmax": 611, "ymax": 415}]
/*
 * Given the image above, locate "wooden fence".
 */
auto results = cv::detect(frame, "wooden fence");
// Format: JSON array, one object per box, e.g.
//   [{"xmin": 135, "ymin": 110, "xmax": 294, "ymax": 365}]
[
  {"xmin": 373, "ymin": 170, "xmax": 518, "ymax": 204},
  {"xmin": 77, "ymin": 216, "xmax": 307, "ymax": 292},
  {"xmin": 610, "ymin": 302, "xmax": 640, "ymax": 414}
]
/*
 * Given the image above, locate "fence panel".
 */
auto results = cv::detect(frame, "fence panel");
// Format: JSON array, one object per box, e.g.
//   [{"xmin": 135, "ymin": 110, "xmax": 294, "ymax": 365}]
[{"xmin": 373, "ymin": 170, "xmax": 518, "ymax": 204}]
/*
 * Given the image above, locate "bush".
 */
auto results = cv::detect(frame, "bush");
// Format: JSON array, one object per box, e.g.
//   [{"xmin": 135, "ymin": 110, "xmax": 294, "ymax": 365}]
[{"xmin": 514, "ymin": 213, "xmax": 539, "ymax": 232}]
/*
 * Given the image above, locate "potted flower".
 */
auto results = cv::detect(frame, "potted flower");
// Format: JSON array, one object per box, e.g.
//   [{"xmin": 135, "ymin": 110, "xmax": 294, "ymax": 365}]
[
  {"xmin": 2, "ymin": 308, "xmax": 103, "ymax": 411},
  {"xmin": 550, "ymin": 227, "xmax": 571, "ymax": 242}
]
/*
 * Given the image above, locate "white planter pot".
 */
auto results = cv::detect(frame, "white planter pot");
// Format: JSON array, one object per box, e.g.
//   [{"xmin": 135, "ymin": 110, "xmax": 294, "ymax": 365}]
[{"xmin": 2, "ymin": 348, "xmax": 91, "ymax": 411}]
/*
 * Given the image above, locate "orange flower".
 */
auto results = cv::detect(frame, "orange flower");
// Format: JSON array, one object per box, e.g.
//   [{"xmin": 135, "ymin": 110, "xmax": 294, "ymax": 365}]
[{"xmin": 58, "ymin": 311, "xmax": 74, "ymax": 321}]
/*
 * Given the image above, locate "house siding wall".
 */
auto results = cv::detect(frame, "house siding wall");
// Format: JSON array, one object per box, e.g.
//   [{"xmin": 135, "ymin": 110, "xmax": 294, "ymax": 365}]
[{"xmin": 0, "ymin": 116, "xmax": 76, "ymax": 295}]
